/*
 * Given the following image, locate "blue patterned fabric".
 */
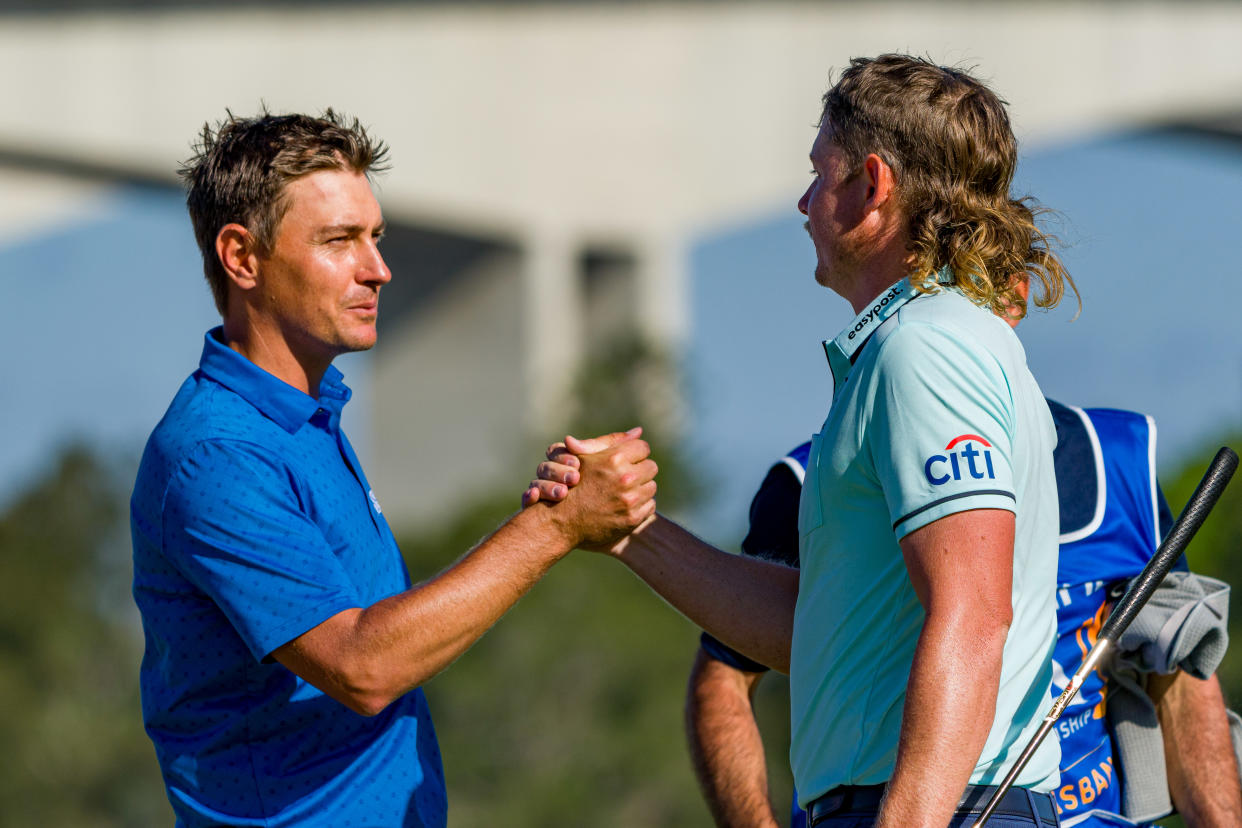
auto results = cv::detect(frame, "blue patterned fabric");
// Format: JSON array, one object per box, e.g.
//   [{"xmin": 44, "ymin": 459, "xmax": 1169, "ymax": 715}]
[{"xmin": 131, "ymin": 328, "xmax": 446, "ymax": 827}]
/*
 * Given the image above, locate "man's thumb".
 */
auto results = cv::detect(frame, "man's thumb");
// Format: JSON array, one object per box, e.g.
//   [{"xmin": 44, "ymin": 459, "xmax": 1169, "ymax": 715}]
[{"xmin": 565, "ymin": 427, "xmax": 642, "ymax": 455}]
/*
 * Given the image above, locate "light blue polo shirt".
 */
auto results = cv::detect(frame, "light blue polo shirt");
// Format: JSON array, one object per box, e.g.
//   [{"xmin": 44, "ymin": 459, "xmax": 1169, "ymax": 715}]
[{"xmin": 790, "ymin": 275, "xmax": 1061, "ymax": 805}]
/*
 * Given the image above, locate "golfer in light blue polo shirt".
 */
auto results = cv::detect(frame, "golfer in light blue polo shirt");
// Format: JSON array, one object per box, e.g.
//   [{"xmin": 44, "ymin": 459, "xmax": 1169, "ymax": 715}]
[
  {"xmin": 524, "ymin": 53, "xmax": 1077, "ymax": 827},
  {"xmin": 791, "ymin": 272, "xmax": 1061, "ymax": 805}
]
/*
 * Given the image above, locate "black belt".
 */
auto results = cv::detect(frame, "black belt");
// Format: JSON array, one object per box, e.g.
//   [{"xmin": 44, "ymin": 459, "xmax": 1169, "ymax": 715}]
[{"xmin": 808, "ymin": 783, "xmax": 1057, "ymax": 825}]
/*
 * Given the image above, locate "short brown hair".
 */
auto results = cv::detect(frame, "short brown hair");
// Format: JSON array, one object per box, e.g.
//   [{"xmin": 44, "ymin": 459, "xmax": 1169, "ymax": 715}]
[
  {"xmin": 821, "ymin": 54, "xmax": 1077, "ymax": 318},
  {"xmin": 179, "ymin": 108, "xmax": 389, "ymax": 314}
]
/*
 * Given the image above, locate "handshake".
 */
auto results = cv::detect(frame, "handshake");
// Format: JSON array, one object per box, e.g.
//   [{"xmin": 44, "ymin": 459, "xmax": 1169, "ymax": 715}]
[{"xmin": 520, "ymin": 427, "xmax": 659, "ymax": 554}]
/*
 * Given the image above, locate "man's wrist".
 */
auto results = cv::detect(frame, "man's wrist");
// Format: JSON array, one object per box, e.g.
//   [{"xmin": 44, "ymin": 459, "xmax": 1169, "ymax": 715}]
[
  {"xmin": 511, "ymin": 502, "xmax": 579, "ymax": 561},
  {"xmin": 600, "ymin": 512, "xmax": 657, "ymax": 558}
]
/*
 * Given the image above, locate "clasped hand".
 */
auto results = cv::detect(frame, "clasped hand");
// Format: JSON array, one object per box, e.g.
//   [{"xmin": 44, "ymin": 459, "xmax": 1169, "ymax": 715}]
[{"xmin": 523, "ymin": 428, "xmax": 658, "ymax": 551}]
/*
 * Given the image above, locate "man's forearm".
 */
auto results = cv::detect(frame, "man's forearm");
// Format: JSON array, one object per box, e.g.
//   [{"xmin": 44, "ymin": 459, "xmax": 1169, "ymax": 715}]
[
  {"xmin": 1149, "ymin": 671, "xmax": 1242, "ymax": 827},
  {"xmin": 880, "ymin": 509, "xmax": 1015, "ymax": 827},
  {"xmin": 276, "ymin": 505, "xmax": 575, "ymax": 714},
  {"xmin": 277, "ymin": 432, "xmax": 658, "ymax": 714},
  {"xmin": 685, "ymin": 649, "xmax": 781, "ymax": 828},
  {"xmin": 877, "ymin": 614, "xmax": 1007, "ymax": 828},
  {"xmin": 612, "ymin": 515, "xmax": 798, "ymax": 673}
]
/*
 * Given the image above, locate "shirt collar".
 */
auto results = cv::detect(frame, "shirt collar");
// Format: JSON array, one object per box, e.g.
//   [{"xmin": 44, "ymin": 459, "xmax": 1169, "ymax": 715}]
[
  {"xmin": 822, "ymin": 268, "xmax": 954, "ymax": 394},
  {"xmin": 197, "ymin": 327, "xmax": 352, "ymax": 434}
]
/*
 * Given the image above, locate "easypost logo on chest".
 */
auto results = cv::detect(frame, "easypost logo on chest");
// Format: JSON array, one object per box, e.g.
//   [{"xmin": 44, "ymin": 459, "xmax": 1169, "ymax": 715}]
[{"xmin": 924, "ymin": 434, "xmax": 996, "ymax": 485}]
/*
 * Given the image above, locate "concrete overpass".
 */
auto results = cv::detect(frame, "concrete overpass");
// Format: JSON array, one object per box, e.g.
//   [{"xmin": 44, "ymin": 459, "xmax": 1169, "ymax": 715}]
[{"xmin": 3, "ymin": 1, "xmax": 1241, "ymax": 527}]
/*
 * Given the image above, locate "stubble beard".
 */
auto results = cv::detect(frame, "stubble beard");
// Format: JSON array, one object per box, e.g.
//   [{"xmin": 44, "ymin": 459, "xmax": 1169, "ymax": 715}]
[
  {"xmin": 814, "ymin": 261, "xmax": 833, "ymax": 288},
  {"xmin": 813, "ymin": 242, "xmax": 865, "ymax": 303}
]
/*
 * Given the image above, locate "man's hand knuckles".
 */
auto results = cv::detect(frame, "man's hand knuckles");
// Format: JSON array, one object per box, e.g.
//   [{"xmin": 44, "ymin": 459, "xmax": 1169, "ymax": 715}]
[
  {"xmin": 536, "ymin": 462, "xmax": 566, "ymax": 483},
  {"xmin": 619, "ymin": 439, "xmax": 651, "ymax": 462}
]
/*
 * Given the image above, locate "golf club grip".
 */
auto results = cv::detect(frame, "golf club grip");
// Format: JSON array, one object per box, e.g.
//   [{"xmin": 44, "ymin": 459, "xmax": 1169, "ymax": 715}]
[{"xmin": 1097, "ymin": 446, "xmax": 1237, "ymax": 643}]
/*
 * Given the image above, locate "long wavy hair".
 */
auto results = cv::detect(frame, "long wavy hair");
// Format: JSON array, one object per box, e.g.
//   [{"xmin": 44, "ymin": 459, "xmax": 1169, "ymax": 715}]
[{"xmin": 822, "ymin": 55, "xmax": 1078, "ymax": 319}]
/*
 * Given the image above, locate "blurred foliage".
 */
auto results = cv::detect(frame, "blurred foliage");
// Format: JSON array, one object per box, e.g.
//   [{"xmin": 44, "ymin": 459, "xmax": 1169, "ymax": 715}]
[
  {"xmin": 0, "ymin": 446, "xmax": 171, "ymax": 827},
  {"xmin": 400, "ymin": 329, "xmax": 715, "ymax": 826},
  {"xmin": 409, "ymin": 522, "xmax": 709, "ymax": 827},
  {"xmin": 564, "ymin": 332, "xmax": 700, "ymax": 514},
  {"xmin": 1160, "ymin": 433, "xmax": 1242, "ymax": 704}
]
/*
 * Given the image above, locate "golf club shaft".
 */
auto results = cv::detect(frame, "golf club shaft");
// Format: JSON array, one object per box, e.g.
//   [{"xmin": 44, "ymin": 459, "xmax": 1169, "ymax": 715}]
[{"xmin": 976, "ymin": 446, "xmax": 1237, "ymax": 826}]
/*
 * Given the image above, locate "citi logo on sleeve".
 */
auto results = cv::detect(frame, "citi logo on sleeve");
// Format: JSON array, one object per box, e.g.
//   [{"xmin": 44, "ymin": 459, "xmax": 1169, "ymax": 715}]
[{"xmin": 924, "ymin": 434, "xmax": 996, "ymax": 485}]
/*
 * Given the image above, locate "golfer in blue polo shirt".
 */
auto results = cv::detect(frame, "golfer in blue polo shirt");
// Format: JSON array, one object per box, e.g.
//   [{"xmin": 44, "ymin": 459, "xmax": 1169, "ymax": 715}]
[{"xmin": 131, "ymin": 110, "xmax": 658, "ymax": 827}]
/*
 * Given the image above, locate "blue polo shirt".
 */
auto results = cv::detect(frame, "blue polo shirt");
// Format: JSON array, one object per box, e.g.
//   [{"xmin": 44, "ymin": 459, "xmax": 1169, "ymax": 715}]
[
  {"xmin": 791, "ymin": 276, "xmax": 1061, "ymax": 804},
  {"xmin": 131, "ymin": 328, "xmax": 447, "ymax": 827}
]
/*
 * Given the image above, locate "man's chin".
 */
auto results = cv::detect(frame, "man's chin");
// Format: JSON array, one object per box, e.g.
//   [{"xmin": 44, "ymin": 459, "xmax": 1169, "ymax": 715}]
[{"xmin": 339, "ymin": 325, "xmax": 379, "ymax": 353}]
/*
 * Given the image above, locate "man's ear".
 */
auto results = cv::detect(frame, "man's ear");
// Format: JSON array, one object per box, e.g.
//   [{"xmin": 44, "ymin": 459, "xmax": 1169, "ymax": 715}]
[
  {"xmin": 215, "ymin": 224, "xmax": 261, "ymax": 292},
  {"xmin": 860, "ymin": 153, "xmax": 897, "ymax": 211}
]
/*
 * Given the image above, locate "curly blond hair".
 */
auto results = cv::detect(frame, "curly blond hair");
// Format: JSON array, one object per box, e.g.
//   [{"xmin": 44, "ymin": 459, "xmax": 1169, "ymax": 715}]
[{"xmin": 821, "ymin": 55, "xmax": 1078, "ymax": 319}]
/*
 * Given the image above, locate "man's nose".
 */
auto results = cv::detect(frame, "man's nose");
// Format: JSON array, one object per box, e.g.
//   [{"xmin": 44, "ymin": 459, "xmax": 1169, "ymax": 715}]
[
  {"xmin": 797, "ymin": 185, "xmax": 811, "ymax": 216},
  {"xmin": 361, "ymin": 242, "xmax": 392, "ymax": 286}
]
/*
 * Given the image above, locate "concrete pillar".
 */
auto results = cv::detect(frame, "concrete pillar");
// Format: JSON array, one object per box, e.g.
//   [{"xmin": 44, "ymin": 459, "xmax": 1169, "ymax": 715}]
[
  {"xmin": 522, "ymin": 228, "xmax": 583, "ymax": 433},
  {"xmin": 634, "ymin": 233, "xmax": 689, "ymax": 438},
  {"xmin": 635, "ymin": 233, "xmax": 687, "ymax": 348}
]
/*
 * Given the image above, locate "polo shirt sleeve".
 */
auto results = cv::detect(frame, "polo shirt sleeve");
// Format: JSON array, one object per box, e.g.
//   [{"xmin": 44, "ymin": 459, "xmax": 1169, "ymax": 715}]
[
  {"xmin": 867, "ymin": 321, "xmax": 1017, "ymax": 541},
  {"xmin": 161, "ymin": 439, "xmax": 364, "ymax": 661}
]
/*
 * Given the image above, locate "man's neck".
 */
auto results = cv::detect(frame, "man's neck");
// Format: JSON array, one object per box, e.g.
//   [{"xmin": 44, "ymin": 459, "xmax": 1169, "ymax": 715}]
[
  {"xmin": 842, "ymin": 259, "xmax": 912, "ymax": 315},
  {"xmin": 837, "ymin": 220, "xmax": 914, "ymax": 315},
  {"xmin": 221, "ymin": 318, "xmax": 330, "ymax": 397}
]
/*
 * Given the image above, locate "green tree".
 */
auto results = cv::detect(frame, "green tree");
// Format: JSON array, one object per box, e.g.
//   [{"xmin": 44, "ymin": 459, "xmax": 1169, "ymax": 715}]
[
  {"xmin": 562, "ymin": 332, "xmax": 700, "ymax": 513},
  {"xmin": 1160, "ymin": 433, "xmax": 1242, "ymax": 701},
  {"xmin": 0, "ymin": 446, "xmax": 171, "ymax": 827},
  {"xmin": 1154, "ymin": 432, "xmax": 1242, "ymax": 828},
  {"xmin": 398, "ymin": 331, "xmax": 715, "ymax": 826}
]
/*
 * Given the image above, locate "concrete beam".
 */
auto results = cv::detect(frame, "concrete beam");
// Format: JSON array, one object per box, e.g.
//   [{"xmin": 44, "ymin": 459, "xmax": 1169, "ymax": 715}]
[{"xmin": 3, "ymin": 2, "xmax": 1242, "ymax": 240}]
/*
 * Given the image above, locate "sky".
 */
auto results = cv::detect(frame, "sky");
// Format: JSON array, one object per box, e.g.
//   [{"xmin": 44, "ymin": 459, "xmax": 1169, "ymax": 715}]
[
  {"xmin": 0, "ymin": 184, "xmax": 371, "ymax": 508},
  {"xmin": 684, "ymin": 128, "xmax": 1242, "ymax": 543}
]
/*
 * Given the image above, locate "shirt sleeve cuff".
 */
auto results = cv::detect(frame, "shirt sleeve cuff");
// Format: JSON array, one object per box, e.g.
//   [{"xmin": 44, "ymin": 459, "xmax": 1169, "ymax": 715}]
[
  {"xmin": 892, "ymin": 490, "xmax": 1016, "ymax": 540},
  {"xmin": 250, "ymin": 594, "xmax": 361, "ymax": 663},
  {"xmin": 699, "ymin": 632, "xmax": 771, "ymax": 673}
]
